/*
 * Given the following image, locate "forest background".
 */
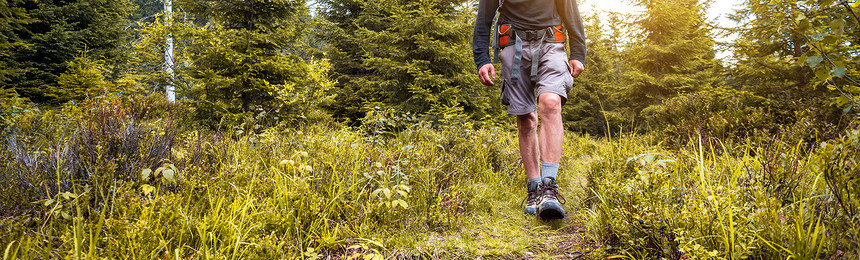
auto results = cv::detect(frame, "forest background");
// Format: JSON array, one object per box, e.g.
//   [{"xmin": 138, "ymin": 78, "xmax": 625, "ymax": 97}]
[{"xmin": 1, "ymin": 0, "xmax": 860, "ymax": 258}]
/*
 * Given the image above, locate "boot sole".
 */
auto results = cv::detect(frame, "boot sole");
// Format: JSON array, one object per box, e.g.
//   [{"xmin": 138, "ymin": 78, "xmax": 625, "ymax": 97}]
[
  {"xmin": 538, "ymin": 208, "xmax": 565, "ymax": 220},
  {"xmin": 537, "ymin": 201, "xmax": 565, "ymax": 220}
]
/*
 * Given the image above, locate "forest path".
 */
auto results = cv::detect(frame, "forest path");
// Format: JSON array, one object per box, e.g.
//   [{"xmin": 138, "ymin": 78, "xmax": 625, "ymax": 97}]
[{"xmin": 415, "ymin": 150, "xmax": 603, "ymax": 259}]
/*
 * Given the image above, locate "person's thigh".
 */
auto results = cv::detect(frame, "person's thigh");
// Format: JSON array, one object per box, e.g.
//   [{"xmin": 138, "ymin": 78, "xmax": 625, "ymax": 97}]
[
  {"xmin": 535, "ymin": 43, "xmax": 573, "ymax": 106},
  {"xmin": 500, "ymin": 41, "xmax": 538, "ymax": 115}
]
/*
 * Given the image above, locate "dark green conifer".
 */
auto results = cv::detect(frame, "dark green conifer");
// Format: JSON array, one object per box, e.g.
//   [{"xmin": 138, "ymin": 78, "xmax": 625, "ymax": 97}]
[
  {"xmin": 620, "ymin": 0, "xmax": 720, "ymax": 119},
  {"xmin": 0, "ymin": 0, "xmax": 36, "ymax": 84},
  {"xmin": 562, "ymin": 11, "xmax": 620, "ymax": 135},
  {"xmin": 177, "ymin": 0, "xmax": 333, "ymax": 126},
  {"xmin": 318, "ymin": 0, "xmax": 497, "ymax": 121},
  {"xmin": 2, "ymin": 0, "xmax": 134, "ymax": 103}
]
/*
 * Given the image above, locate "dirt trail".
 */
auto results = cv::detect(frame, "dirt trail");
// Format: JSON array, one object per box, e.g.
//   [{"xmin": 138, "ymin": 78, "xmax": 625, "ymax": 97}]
[
  {"xmin": 532, "ymin": 155, "xmax": 601, "ymax": 259},
  {"xmin": 507, "ymin": 155, "xmax": 603, "ymax": 259},
  {"xmin": 415, "ymin": 153, "xmax": 602, "ymax": 259}
]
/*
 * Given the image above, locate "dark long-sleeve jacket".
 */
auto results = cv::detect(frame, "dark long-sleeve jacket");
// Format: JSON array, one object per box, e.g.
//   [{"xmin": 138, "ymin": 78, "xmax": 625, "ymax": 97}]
[{"xmin": 472, "ymin": 0, "xmax": 587, "ymax": 70}]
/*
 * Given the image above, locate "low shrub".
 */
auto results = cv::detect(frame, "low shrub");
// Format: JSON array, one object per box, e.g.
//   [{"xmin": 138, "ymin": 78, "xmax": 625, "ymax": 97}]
[
  {"xmin": 0, "ymin": 93, "xmax": 176, "ymax": 216},
  {"xmin": 642, "ymin": 86, "xmax": 770, "ymax": 144},
  {"xmin": 0, "ymin": 94, "xmax": 522, "ymax": 258},
  {"xmin": 584, "ymin": 128, "xmax": 860, "ymax": 259},
  {"xmin": 643, "ymin": 86, "xmax": 848, "ymax": 148}
]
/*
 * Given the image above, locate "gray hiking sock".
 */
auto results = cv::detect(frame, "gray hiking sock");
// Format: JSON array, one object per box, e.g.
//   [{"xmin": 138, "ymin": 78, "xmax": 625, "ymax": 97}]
[
  {"xmin": 541, "ymin": 162, "xmax": 559, "ymax": 184},
  {"xmin": 528, "ymin": 177, "xmax": 542, "ymax": 190}
]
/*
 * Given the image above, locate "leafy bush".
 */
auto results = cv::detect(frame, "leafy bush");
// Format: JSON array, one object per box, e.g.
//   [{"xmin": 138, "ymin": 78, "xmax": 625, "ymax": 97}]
[
  {"xmin": 0, "ymin": 88, "xmax": 39, "ymax": 131},
  {"xmin": 0, "ymin": 93, "xmax": 175, "ymax": 217},
  {"xmin": 583, "ymin": 128, "xmax": 860, "ymax": 259},
  {"xmin": 819, "ymin": 128, "xmax": 860, "ymax": 252},
  {"xmin": 0, "ymin": 94, "xmax": 521, "ymax": 258},
  {"xmin": 642, "ymin": 86, "xmax": 769, "ymax": 144}
]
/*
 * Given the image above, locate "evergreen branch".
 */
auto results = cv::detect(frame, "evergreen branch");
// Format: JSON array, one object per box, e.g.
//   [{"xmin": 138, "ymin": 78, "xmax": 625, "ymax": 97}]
[
  {"xmin": 139, "ymin": 0, "xmax": 162, "ymax": 7},
  {"xmin": 701, "ymin": 22, "xmax": 736, "ymax": 32},
  {"xmin": 124, "ymin": 14, "xmax": 160, "ymax": 30},
  {"xmin": 751, "ymin": 59, "xmax": 786, "ymax": 72}
]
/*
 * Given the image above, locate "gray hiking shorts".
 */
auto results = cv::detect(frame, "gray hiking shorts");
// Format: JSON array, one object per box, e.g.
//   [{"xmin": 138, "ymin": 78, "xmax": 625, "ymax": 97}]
[{"xmin": 499, "ymin": 41, "xmax": 574, "ymax": 115}]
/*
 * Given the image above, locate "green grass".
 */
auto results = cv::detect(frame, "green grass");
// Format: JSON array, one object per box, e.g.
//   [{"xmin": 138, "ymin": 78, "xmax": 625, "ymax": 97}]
[
  {"xmin": 0, "ymin": 95, "xmax": 605, "ymax": 258},
  {"xmin": 583, "ymin": 131, "xmax": 860, "ymax": 259},
  {"xmin": 1, "ymin": 95, "xmax": 858, "ymax": 259}
]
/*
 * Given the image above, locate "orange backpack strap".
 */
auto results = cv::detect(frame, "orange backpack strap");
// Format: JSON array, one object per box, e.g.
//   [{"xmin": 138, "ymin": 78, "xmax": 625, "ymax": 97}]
[{"xmin": 546, "ymin": 25, "xmax": 566, "ymax": 43}]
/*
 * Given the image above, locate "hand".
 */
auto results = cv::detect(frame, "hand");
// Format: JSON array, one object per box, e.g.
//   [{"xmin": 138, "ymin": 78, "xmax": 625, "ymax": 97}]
[
  {"xmin": 569, "ymin": 60, "xmax": 584, "ymax": 78},
  {"xmin": 478, "ymin": 63, "xmax": 496, "ymax": 86}
]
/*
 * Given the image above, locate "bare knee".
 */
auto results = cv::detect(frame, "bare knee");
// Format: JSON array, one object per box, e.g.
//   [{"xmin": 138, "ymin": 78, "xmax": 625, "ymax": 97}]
[
  {"xmin": 538, "ymin": 94, "xmax": 562, "ymax": 116},
  {"xmin": 516, "ymin": 112, "xmax": 538, "ymax": 132}
]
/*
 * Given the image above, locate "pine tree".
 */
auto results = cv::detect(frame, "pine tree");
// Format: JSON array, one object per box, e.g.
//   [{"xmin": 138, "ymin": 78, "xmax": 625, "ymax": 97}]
[
  {"xmin": 619, "ymin": 0, "xmax": 720, "ymax": 119},
  {"xmin": 2, "ymin": 0, "xmax": 134, "ymax": 103},
  {"xmin": 0, "ymin": 0, "xmax": 36, "ymax": 84},
  {"xmin": 318, "ymin": 0, "xmax": 497, "ymax": 121},
  {"xmin": 52, "ymin": 52, "xmax": 111, "ymax": 102},
  {"xmin": 562, "ymin": 11, "xmax": 621, "ymax": 135},
  {"xmin": 177, "ymin": 0, "xmax": 334, "ymax": 126}
]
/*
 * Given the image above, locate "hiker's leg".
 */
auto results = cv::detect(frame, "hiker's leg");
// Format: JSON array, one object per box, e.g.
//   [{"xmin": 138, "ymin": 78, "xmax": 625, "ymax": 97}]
[
  {"xmin": 538, "ymin": 93, "xmax": 563, "ymax": 164},
  {"xmin": 536, "ymin": 92, "xmax": 567, "ymax": 220},
  {"xmin": 502, "ymin": 40, "xmax": 540, "ymax": 180},
  {"xmin": 532, "ymin": 38, "xmax": 571, "ymax": 220},
  {"xmin": 517, "ymin": 112, "xmax": 540, "ymax": 180}
]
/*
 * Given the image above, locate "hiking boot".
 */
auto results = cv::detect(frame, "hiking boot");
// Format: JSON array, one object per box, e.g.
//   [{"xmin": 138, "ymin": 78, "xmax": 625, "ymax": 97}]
[
  {"xmin": 522, "ymin": 182, "xmax": 541, "ymax": 215},
  {"xmin": 537, "ymin": 177, "xmax": 566, "ymax": 220}
]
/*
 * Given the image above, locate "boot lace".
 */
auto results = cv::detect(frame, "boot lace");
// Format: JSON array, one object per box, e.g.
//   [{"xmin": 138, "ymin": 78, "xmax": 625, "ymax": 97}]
[
  {"xmin": 521, "ymin": 184, "xmax": 542, "ymax": 208},
  {"xmin": 541, "ymin": 181, "xmax": 566, "ymax": 205}
]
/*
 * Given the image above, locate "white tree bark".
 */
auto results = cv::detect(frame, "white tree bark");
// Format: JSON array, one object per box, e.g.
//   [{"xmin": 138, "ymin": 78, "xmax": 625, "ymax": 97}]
[{"xmin": 165, "ymin": 0, "xmax": 175, "ymax": 103}]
